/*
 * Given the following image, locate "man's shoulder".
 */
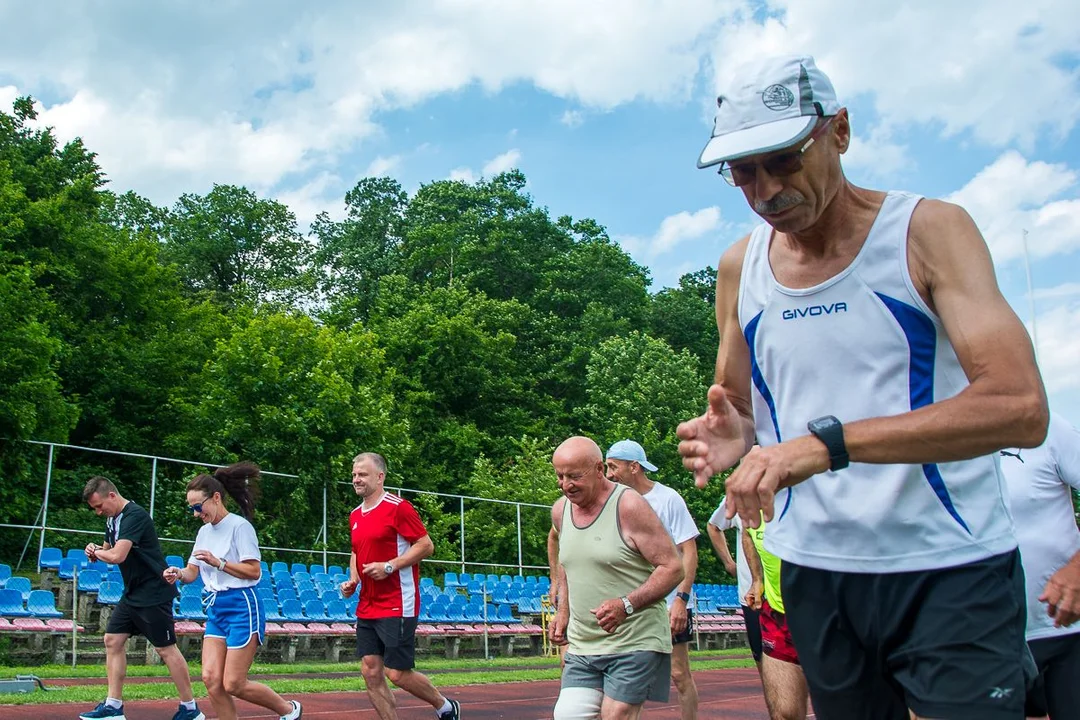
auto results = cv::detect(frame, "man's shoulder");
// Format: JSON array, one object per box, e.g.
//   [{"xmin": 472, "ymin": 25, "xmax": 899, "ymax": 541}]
[{"xmin": 907, "ymin": 197, "xmax": 976, "ymax": 240}]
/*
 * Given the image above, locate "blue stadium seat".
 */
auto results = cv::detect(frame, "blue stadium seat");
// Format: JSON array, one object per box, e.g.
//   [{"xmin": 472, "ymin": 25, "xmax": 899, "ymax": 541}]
[
  {"xmin": 58, "ymin": 557, "xmax": 80, "ymax": 580},
  {"xmin": 443, "ymin": 571, "xmax": 460, "ymax": 589},
  {"xmin": 496, "ymin": 603, "xmax": 520, "ymax": 624},
  {"xmin": 328, "ymin": 565, "xmax": 345, "ymax": 577},
  {"xmin": 87, "ymin": 560, "xmax": 110, "ymax": 575},
  {"xmin": 77, "ymin": 570, "xmax": 103, "ymax": 593},
  {"xmin": 277, "ymin": 588, "xmax": 298, "ymax": 605},
  {"xmin": 6, "ymin": 577, "xmax": 31, "ymax": 602},
  {"xmin": 96, "ymin": 582, "xmax": 123, "ymax": 605},
  {"xmin": 176, "ymin": 595, "xmax": 206, "ymax": 620},
  {"xmin": 27, "ymin": 590, "xmax": 63, "ymax": 618},
  {"xmin": 39, "ymin": 547, "xmax": 63, "ymax": 570},
  {"xmin": 65, "ymin": 548, "xmax": 88, "ymax": 563},
  {"xmin": 298, "ymin": 589, "xmax": 320, "ymax": 605},
  {"xmin": 303, "ymin": 600, "xmax": 328, "ymax": 621},
  {"xmin": 271, "ymin": 561, "xmax": 288, "ymax": 575},
  {"xmin": 280, "ymin": 599, "xmax": 306, "ymax": 622},
  {"xmin": 309, "ymin": 564, "xmax": 326, "ymax": 575},
  {"xmin": 0, "ymin": 589, "xmax": 29, "ymax": 617},
  {"xmin": 166, "ymin": 555, "xmax": 186, "ymax": 569},
  {"xmin": 290, "ymin": 563, "xmax": 307, "ymax": 576},
  {"xmin": 0, "ymin": 564, "xmax": 11, "ymax": 588},
  {"xmin": 265, "ymin": 600, "xmax": 284, "ymax": 622},
  {"xmin": 326, "ymin": 601, "xmax": 353, "ymax": 622},
  {"xmin": 272, "ymin": 571, "xmax": 293, "ymax": 588}
]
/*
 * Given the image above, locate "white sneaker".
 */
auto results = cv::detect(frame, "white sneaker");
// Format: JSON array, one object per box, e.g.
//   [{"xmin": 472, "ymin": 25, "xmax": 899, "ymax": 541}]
[{"xmin": 280, "ymin": 700, "xmax": 302, "ymax": 720}]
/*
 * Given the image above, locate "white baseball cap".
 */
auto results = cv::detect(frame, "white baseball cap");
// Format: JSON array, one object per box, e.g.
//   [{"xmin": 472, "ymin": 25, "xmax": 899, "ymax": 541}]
[{"xmin": 698, "ymin": 55, "xmax": 841, "ymax": 169}]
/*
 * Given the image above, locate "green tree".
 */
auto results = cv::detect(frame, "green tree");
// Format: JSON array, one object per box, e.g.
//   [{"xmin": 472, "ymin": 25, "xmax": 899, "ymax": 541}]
[
  {"xmin": 649, "ymin": 266, "xmax": 718, "ymax": 378},
  {"xmin": 312, "ymin": 177, "xmax": 407, "ymax": 327},
  {"xmin": 165, "ymin": 184, "xmax": 313, "ymax": 307}
]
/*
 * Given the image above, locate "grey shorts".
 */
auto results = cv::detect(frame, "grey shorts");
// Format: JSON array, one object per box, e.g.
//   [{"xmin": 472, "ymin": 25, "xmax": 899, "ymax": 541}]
[{"xmin": 562, "ymin": 651, "xmax": 671, "ymax": 705}]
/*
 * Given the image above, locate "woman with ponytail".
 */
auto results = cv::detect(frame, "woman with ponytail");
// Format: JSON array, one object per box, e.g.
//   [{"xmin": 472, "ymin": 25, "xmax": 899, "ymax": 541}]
[{"xmin": 163, "ymin": 462, "xmax": 302, "ymax": 720}]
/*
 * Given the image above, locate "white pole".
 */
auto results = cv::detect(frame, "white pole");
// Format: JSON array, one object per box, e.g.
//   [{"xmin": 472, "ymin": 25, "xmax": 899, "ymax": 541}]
[{"xmin": 1022, "ymin": 229, "xmax": 1039, "ymax": 361}]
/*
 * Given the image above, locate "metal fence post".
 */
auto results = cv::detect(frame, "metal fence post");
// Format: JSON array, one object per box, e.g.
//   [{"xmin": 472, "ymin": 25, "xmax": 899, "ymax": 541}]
[
  {"xmin": 37, "ymin": 444, "xmax": 55, "ymax": 574},
  {"xmin": 516, "ymin": 503, "xmax": 523, "ymax": 578},
  {"xmin": 459, "ymin": 497, "xmax": 466, "ymax": 574},
  {"xmin": 322, "ymin": 484, "xmax": 328, "ymax": 571},
  {"xmin": 149, "ymin": 457, "xmax": 158, "ymax": 517}
]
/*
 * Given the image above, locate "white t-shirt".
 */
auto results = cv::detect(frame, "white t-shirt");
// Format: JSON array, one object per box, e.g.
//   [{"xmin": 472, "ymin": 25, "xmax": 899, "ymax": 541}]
[
  {"xmin": 641, "ymin": 482, "xmax": 700, "ymax": 608},
  {"xmin": 1001, "ymin": 412, "xmax": 1080, "ymax": 641},
  {"xmin": 189, "ymin": 513, "xmax": 262, "ymax": 592},
  {"xmin": 709, "ymin": 498, "xmax": 751, "ymax": 605}
]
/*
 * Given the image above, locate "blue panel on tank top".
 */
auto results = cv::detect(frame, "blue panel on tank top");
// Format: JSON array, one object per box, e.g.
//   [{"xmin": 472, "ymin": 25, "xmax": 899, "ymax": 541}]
[
  {"xmin": 744, "ymin": 312, "xmax": 793, "ymax": 520},
  {"xmin": 876, "ymin": 292, "xmax": 970, "ymax": 533}
]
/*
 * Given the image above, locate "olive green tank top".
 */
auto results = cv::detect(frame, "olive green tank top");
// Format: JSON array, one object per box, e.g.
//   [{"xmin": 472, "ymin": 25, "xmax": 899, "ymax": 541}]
[{"xmin": 559, "ymin": 483, "xmax": 671, "ymax": 655}]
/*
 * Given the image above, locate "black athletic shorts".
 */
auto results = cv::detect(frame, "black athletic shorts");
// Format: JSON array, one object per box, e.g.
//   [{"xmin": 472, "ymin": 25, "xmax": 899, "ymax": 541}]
[
  {"xmin": 1025, "ymin": 632, "xmax": 1080, "ymax": 718},
  {"xmin": 672, "ymin": 608, "xmax": 695, "ymax": 645},
  {"xmin": 782, "ymin": 549, "xmax": 1032, "ymax": 720},
  {"xmin": 741, "ymin": 604, "xmax": 762, "ymax": 662},
  {"xmin": 106, "ymin": 598, "xmax": 177, "ymax": 648},
  {"xmin": 356, "ymin": 617, "xmax": 418, "ymax": 671}
]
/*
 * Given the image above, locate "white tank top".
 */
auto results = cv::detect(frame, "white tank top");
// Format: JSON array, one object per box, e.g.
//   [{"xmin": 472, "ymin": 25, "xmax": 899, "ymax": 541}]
[{"xmin": 739, "ymin": 191, "xmax": 1017, "ymax": 572}]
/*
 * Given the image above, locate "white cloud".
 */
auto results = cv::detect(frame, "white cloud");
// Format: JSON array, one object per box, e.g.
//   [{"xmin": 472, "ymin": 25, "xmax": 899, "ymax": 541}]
[
  {"xmin": 1034, "ymin": 282, "xmax": 1080, "ymax": 302},
  {"xmin": 449, "ymin": 167, "xmax": 477, "ymax": 183},
  {"xmin": 274, "ymin": 172, "xmax": 346, "ymax": 232},
  {"xmin": 0, "ymin": 85, "xmax": 18, "ymax": 111},
  {"xmin": 946, "ymin": 151, "xmax": 1080, "ymax": 263},
  {"xmin": 482, "ymin": 148, "xmax": 522, "ymax": 176},
  {"xmin": 618, "ymin": 206, "xmax": 724, "ymax": 260},
  {"xmin": 1032, "ymin": 302, "xmax": 1080, "ymax": 394},
  {"xmin": 560, "ymin": 109, "xmax": 584, "ymax": 128},
  {"xmin": 363, "ymin": 155, "xmax": 402, "ymax": 178},
  {"xmin": 843, "ymin": 123, "xmax": 912, "ymax": 182}
]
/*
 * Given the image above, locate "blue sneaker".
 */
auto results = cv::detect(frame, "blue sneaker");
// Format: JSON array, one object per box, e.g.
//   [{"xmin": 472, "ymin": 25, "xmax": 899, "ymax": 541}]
[
  {"xmin": 78, "ymin": 702, "xmax": 125, "ymax": 720},
  {"xmin": 171, "ymin": 705, "xmax": 205, "ymax": 720}
]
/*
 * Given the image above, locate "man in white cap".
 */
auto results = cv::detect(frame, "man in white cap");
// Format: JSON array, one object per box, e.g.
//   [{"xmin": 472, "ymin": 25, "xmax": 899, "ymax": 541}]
[
  {"xmin": 676, "ymin": 54, "xmax": 1048, "ymax": 719},
  {"xmin": 605, "ymin": 440, "xmax": 700, "ymax": 720},
  {"xmin": 1000, "ymin": 412, "xmax": 1080, "ymax": 718}
]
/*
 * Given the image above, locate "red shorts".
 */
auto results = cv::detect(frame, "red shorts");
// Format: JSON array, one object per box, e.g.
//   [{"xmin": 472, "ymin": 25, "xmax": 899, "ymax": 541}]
[{"xmin": 760, "ymin": 598, "xmax": 799, "ymax": 664}]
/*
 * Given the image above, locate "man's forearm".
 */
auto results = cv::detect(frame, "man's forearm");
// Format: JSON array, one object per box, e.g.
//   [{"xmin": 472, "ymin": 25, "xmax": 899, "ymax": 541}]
[
  {"xmin": 742, "ymin": 531, "xmax": 762, "ymax": 584},
  {"xmin": 677, "ymin": 540, "xmax": 698, "ymax": 594},
  {"xmin": 627, "ymin": 562, "xmax": 684, "ymax": 611},
  {"xmin": 843, "ymin": 390, "xmax": 1047, "ymax": 465},
  {"xmin": 708, "ymin": 525, "xmax": 735, "ymax": 566}
]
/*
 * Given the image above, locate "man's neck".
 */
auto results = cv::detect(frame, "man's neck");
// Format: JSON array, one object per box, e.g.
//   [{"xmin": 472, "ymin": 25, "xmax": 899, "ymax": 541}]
[
  {"xmin": 785, "ymin": 180, "xmax": 883, "ymax": 255},
  {"xmin": 363, "ymin": 490, "xmax": 386, "ymax": 510},
  {"xmin": 625, "ymin": 476, "xmax": 655, "ymax": 495}
]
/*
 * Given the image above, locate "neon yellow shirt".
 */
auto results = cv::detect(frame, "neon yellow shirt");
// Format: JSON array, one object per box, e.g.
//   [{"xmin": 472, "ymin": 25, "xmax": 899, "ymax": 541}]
[{"xmin": 746, "ymin": 519, "xmax": 784, "ymax": 614}]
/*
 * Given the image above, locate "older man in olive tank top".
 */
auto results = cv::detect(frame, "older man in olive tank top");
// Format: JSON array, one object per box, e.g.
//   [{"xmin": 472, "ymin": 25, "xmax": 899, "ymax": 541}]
[{"xmin": 548, "ymin": 436, "xmax": 684, "ymax": 720}]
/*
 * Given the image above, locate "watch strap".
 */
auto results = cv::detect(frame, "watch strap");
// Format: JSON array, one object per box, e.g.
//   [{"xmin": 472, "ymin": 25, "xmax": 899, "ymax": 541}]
[{"xmin": 808, "ymin": 415, "xmax": 849, "ymax": 471}]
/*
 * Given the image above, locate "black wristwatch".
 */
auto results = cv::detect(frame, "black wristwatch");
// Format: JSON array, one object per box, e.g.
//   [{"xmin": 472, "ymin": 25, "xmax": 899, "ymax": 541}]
[
  {"xmin": 807, "ymin": 415, "xmax": 849, "ymax": 471},
  {"xmin": 675, "ymin": 591, "xmax": 691, "ymax": 603}
]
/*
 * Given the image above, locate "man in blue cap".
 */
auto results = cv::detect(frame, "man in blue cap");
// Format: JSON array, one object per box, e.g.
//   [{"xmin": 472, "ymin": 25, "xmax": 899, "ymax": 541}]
[{"xmin": 605, "ymin": 440, "xmax": 700, "ymax": 720}]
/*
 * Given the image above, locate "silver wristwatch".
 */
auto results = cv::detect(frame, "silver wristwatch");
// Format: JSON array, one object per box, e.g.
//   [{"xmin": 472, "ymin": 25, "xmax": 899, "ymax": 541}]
[
  {"xmin": 383, "ymin": 562, "xmax": 395, "ymax": 576},
  {"xmin": 621, "ymin": 596, "xmax": 634, "ymax": 615}
]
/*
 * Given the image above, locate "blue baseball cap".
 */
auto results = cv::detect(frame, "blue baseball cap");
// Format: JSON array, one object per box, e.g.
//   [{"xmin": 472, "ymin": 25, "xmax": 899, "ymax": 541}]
[{"xmin": 606, "ymin": 440, "xmax": 658, "ymax": 473}]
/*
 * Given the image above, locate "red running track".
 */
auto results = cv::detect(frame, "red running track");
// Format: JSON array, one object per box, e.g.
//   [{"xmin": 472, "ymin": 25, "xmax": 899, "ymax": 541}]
[{"xmin": 2, "ymin": 668, "xmax": 770, "ymax": 718}]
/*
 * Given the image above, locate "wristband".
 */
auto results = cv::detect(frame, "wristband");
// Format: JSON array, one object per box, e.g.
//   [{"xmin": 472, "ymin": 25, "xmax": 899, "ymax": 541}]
[
  {"xmin": 218, "ymin": 558, "xmax": 227, "ymax": 571},
  {"xmin": 676, "ymin": 591, "xmax": 691, "ymax": 603}
]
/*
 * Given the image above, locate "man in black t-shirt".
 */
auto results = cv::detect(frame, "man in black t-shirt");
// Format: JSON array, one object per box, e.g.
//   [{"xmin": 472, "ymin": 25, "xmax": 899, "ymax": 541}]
[{"xmin": 79, "ymin": 476, "xmax": 204, "ymax": 720}]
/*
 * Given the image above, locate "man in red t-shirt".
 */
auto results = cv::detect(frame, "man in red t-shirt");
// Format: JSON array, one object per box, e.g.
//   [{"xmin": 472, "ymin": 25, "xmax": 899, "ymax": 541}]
[{"xmin": 340, "ymin": 452, "xmax": 460, "ymax": 720}]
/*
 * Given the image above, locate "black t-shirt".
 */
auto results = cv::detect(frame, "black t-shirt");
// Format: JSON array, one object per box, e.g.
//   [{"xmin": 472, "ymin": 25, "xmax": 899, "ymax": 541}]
[{"xmin": 105, "ymin": 501, "xmax": 178, "ymax": 607}]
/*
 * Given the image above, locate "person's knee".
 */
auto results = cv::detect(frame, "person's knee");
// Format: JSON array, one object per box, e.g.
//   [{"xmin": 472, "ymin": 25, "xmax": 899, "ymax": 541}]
[
  {"xmin": 553, "ymin": 686, "xmax": 603, "ymax": 719},
  {"xmin": 384, "ymin": 667, "xmax": 407, "ymax": 685},
  {"xmin": 103, "ymin": 633, "xmax": 127, "ymax": 652},
  {"xmin": 201, "ymin": 668, "xmax": 224, "ymax": 692},
  {"xmin": 155, "ymin": 643, "xmax": 181, "ymax": 662},
  {"xmin": 222, "ymin": 673, "xmax": 247, "ymax": 696}
]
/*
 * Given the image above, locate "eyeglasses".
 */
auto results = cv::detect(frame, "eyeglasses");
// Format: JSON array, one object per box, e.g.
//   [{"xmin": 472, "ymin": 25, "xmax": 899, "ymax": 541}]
[
  {"xmin": 187, "ymin": 499, "xmax": 210, "ymax": 514},
  {"xmin": 719, "ymin": 115, "xmax": 836, "ymax": 187}
]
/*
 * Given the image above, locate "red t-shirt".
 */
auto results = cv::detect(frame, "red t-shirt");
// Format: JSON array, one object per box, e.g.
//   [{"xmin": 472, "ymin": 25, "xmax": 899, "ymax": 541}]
[{"xmin": 349, "ymin": 492, "xmax": 428, "ymax": 619}]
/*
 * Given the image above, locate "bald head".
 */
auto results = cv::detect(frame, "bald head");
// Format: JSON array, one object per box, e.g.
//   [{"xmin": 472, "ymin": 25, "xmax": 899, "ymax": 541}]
[
  {"xmin": 552, "ymin": 436, "xmax": 607, "ymax": 507},
  {"xmin": 553, "ymin": 436, "xmax": 603, "ymax": 466}
]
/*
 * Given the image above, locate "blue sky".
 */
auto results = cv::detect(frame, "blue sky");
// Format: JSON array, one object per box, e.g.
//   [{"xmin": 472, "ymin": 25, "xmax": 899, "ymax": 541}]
[{"xmin": 2, "ymin": 0, "xmax": 1078, "ymax": 426}]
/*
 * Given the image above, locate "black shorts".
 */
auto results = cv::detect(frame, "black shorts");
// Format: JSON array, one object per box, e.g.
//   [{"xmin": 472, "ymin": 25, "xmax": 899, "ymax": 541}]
[
  {"xmin": 1026, "ymin": 632, "xmax": 1080, "ymax": 718},
  {"xmin": 106, "ymin": 599, "xmax": 177, "ymax": 648},
  {"xmin": 672, "ymin": 608, "xmax": 695, "ymax": 645},
  {"xmin": 356, "ymin": 617, "xmax": 418, "ymax": 671},
  {"xmin": 782, "ymin": 549, "xmax": 1031, "ymax": 720},
  {"xmin": 741, "ymin": 604, "xmax": 762, "ymax": 662}
]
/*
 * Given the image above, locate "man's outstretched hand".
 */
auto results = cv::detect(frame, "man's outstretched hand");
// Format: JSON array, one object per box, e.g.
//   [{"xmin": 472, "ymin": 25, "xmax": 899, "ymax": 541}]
[{"xmin": 677, "ymin": 385, "xmax": 750, "ymax": 488}]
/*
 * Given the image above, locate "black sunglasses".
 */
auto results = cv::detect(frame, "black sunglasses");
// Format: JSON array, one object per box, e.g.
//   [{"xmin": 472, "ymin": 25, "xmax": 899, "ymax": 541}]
[{"xmin": 719, "ymin": 115, "xmax": 836, "ymax": 187}]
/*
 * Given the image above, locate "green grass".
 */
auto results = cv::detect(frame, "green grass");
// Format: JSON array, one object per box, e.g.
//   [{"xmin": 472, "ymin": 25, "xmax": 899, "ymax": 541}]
[{"xmin": 0, "ymin": 650, "xmax": 755, "ymax": 705}]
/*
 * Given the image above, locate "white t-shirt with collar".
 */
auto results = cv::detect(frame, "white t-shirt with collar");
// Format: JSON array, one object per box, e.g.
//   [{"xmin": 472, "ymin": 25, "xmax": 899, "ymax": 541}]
[{"xmin": 640, "ymin": 481, "xmax": 700, "ymax": 608}]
